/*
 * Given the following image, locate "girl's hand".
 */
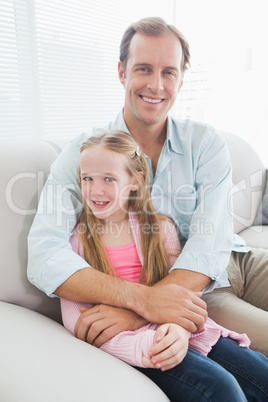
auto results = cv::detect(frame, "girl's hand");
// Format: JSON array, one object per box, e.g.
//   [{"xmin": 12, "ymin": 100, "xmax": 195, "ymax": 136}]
[{"xmin": 142, "ymin": 324, "xmax": 190, "ymax": 371}]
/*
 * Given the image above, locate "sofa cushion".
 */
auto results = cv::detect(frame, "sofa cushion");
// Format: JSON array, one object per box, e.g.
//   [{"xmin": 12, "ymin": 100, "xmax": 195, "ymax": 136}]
[
  {"xmin": 238, "ymin": 226, "xmax": 268, "ymax": 250},
  {"xmin": 221, "ymin": 131, "xmax": 266, "ymax": 234},
  {"xmin": 0, "ymin": 302, "xmax": 168, "ymax": 402}
]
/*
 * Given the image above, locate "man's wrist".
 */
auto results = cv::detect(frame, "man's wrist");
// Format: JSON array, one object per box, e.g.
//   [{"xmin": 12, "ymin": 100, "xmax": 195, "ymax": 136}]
[{"xmin": 124, "ymin": 282, "xmax": 150, "ymax": 318}]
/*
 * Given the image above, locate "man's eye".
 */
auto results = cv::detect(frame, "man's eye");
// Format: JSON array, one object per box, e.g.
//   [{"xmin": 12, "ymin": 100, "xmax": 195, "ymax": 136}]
[
  {"xmin": 139, "ymin": 67, "xmax": 148, "ymax": 72},
  {"xmin": 105, "ymin": 177, "xmax": 115, "ymax": 182},
  {"xmin": 164, "ymin": 71, "xmax": 174, "ymax": 76}
]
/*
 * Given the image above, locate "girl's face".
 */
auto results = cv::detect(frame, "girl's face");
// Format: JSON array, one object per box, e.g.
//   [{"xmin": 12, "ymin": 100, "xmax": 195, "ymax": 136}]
[{"xmin": 80, "ymin": 145, "xmax": 139, "ymax": 223}]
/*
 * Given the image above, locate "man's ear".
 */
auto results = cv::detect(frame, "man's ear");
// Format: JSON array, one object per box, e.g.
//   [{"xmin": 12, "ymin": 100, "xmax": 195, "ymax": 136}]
[
  {"xmin": 131, "ymin": 171, "xmax": 144, "ymax": 191},
  {"xmin": 178, "ymin": 73, "xmax": 184, "ymax": 93},
  {"xmin": 118, "ymin": 61, "xmax": 125, "ymax": 86}
]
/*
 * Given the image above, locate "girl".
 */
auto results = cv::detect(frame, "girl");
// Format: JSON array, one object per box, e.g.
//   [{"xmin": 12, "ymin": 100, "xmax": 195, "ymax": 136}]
[{"xmin": 61, "ymin": 131, "xmax": 268, "ymax": 401}]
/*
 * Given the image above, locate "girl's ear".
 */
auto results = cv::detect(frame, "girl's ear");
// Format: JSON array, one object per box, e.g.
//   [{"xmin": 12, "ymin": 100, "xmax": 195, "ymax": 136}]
[{"xmin": 131, "ymin": 171, "xmax": 144, "ymax": 191}]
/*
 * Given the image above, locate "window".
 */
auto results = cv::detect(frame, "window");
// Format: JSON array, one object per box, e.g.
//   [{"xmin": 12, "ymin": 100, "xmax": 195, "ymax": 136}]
[
  {"xmin": 0, "ymin": 0, "xmax": 173, "ymax": 140},
  {"xmin": 1, "ymin": 0, "xmax": 267, "ymax": 166}
]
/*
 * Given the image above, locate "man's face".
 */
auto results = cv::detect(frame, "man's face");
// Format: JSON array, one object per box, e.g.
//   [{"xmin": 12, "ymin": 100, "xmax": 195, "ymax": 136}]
[{"xmin": 118, "ymin": 32, "xmax": 184, "ymax": 129}]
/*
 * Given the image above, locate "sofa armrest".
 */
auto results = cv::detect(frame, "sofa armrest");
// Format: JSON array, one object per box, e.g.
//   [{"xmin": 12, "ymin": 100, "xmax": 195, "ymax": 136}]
[
  {"xmin": 0, "ymin": 302, "xmax": 169, "ymax": 402},
  {"xmin": 238, "ymin": 226, "xmax": 268, "ymax": 250}
]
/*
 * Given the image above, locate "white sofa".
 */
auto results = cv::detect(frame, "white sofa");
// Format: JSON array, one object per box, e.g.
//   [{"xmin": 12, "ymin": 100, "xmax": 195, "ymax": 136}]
[{"xmin": 0, "ymin": 131, "xmax": 267, "ymax": 402}]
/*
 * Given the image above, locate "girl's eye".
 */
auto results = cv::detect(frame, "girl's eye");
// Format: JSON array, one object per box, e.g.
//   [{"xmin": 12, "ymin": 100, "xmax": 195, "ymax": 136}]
[
  {"xmin": 105, "ymin": 177, "xmax": 115, "ymax": 182},
  {"xmin": 83, "ymin": 177, "xmax": 92, "ymax": 181}
]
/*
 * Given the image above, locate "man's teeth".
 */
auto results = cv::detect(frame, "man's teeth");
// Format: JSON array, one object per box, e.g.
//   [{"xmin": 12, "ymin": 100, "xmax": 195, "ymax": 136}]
[{"xmin": 142, "ymin": 96, "xmax": 162, "ymax": 104}]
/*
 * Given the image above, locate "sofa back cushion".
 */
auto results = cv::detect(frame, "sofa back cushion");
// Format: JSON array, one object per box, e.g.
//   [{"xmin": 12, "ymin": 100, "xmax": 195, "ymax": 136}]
[
  {"xmin": 253, "ymin": 168, "xmax": 268, "ymax": 225},
  {"xmin": 0, "ymin": 140, "xmax": 62, "ymax": 322},
  {"xmin": 221, "ymin": 131, "xmax": 266, "ymax": 234}
]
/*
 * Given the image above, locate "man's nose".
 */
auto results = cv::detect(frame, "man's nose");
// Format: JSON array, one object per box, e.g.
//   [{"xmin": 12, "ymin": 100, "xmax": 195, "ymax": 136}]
[{"xmin": 147, "ymin": 72, "xmax": 164, "ymax": 93}]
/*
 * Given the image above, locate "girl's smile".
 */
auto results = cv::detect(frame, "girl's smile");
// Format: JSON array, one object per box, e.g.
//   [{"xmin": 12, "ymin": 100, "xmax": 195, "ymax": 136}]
[{"xmin": 92, "ymin": 201, "xmax": 110, "ymax": 209}]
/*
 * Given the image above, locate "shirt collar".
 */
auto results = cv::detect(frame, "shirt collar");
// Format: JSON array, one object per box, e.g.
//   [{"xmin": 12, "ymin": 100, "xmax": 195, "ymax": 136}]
[{"xmin": 112, "ymin": 110, "xmax": 183, "ymax": 155}]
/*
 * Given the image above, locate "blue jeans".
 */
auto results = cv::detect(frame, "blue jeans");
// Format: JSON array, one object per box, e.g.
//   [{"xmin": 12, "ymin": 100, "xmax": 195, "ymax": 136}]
[{"xmin": 135, "ymin": 337, "xmax": 268, "ymax": 401}]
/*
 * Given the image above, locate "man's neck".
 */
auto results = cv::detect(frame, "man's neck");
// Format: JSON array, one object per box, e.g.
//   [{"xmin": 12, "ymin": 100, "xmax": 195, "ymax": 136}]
[{"xmin": 124, "ymin": 117, "xmax": 168, "ymax": 174}]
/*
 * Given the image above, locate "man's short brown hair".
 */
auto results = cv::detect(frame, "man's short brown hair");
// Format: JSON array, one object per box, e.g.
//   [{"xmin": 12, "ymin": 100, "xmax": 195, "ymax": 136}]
[{"xmin": 120, "ymin": 17, "xmax": 191, "ymax": 73}]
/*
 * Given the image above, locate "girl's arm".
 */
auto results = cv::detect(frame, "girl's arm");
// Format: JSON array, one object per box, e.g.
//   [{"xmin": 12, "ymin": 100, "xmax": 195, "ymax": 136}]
[{"xmin": 99, "ymin": 323, "xmax": 159, "ymax": 367}]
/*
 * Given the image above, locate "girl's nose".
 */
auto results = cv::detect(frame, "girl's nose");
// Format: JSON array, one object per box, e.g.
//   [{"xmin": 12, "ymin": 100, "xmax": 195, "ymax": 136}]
[{"xmin": 91, "ymin": 181, "xmax": 105, "ymax": 196}]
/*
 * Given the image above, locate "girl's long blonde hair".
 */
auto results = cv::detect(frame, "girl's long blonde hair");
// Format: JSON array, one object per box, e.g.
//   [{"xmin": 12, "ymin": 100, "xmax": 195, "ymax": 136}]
[{"xmin": 78, "ymin": 130, "xmax": 171, "ymax": 286}]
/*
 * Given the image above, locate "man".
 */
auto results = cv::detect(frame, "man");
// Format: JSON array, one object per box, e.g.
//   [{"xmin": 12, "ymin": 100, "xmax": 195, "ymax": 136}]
[{"xmin": 28, "ymin": 17, "xmax": 267, "ymax": 376}]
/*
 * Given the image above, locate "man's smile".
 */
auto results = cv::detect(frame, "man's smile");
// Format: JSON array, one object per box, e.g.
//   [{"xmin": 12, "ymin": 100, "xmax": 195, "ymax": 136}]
[{"xmin": 140, "ymin": 95, "xmax": 164, "ymax": 104}]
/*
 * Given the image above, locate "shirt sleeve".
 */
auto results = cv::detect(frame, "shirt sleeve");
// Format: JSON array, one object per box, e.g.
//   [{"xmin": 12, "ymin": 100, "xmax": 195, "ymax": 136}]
[
  {"xmin": 169, "ymin": 129, "xmax": 233, "ymax": 290},
  {"xmin": 27, "ymin": 133, "xmax": 91, "ymax": 297}
]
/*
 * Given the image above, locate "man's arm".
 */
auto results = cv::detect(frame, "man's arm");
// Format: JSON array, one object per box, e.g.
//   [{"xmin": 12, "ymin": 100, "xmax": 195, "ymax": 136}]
[{"xmin": 56, "ymin": 266, "xmax": 207, "ymax": 333}]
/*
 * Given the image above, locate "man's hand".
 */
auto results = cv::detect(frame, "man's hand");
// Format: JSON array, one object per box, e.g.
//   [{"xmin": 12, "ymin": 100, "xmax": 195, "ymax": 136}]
[
  {"xmin": 74, "ymin": 304, "xmax": 148, "ymax": 347},
  {"xmin": 137, "ymin": 284, "xmax": 207, "ymax": 333}
]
